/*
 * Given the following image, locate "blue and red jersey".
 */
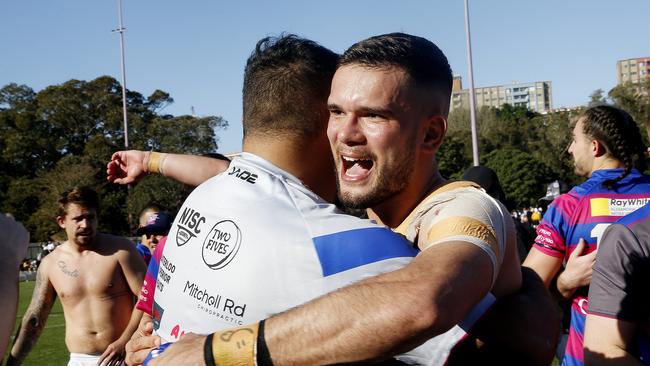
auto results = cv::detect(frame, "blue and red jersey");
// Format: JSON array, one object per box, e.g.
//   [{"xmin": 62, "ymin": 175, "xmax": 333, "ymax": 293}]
[
  {"xmin": 533, "ymin": 169, "xmax": 650, "ymax": 366},
  {"xmin": 136, "ymin": 236, "xmax": 167, "ymax": 316}
]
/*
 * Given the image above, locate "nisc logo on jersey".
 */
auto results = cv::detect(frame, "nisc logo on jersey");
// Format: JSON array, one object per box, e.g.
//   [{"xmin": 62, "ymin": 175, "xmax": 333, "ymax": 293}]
[
  {"xmin": 152, "ymin": 301, "xmax": 164, "ymax": 330},
  {"xmin": 228, "ymin": 166, "xmax": 258, "ymax": 184},
  {"xmin": 202, "ymin": 220, "xmax": 242, "ymax": 270},
  {"xmin": 176, "ymin": 207, "xmax": 206, "ymax": 246}
]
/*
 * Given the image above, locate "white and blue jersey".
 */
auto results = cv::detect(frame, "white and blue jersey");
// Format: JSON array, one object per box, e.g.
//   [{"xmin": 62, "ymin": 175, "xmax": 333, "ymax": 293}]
[{"xmin": 151, "ymin": 153, "xmax": 418, "ymax": 342}]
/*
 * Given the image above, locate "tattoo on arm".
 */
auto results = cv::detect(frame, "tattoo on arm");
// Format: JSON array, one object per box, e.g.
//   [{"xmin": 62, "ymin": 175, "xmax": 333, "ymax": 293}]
[
  {"xmin": 57, "ymin": 260, "xmax": 79, "ymax": 277},
  {"xmin": 8, "ymin": 268, "xmax": 57, "ymax": 365}
]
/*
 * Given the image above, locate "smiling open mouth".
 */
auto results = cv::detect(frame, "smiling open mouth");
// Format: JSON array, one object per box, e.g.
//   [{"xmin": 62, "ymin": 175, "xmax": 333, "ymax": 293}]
[{"xmin": 342, "ymin": 156, "xmax": 374, "ymax": 179}]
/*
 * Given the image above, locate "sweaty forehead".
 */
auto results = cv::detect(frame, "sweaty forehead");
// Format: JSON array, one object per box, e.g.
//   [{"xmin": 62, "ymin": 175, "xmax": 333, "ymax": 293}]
[{"xmin": 329, "ymin": 65, "xmax": 412, "ymax": 106}]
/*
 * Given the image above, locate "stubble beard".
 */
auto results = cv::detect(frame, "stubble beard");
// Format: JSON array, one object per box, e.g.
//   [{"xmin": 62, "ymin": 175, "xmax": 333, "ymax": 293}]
[
  {"xmin": 74, "ymin": 232, "xmax": 96, "ymax": 248},
  {"xmin": 336, "ymin": 143, "xmax": 416, "ymax": 210}
]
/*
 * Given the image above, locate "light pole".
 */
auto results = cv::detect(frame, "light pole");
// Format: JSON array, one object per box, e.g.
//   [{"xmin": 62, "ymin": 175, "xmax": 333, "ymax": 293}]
[
  {"xmin": 112, "ymin": 0, "xmax": 129, "ymax": 149},
  {"xmin": 464, "ymin": 0, "xmax": 479, "ymax": 166}
]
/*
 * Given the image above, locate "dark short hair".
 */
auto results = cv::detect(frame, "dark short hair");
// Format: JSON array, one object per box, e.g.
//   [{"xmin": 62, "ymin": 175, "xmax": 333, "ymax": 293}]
[
  {"xmin": 339, "ymin": 32, "xmax": 453, "ymax": 115},
  {"xmin": 57, "ymin": 186, "xmax": 100, "ymax": 217},
  {"xmin": 581, "ymin": 105, "xmax": 647, "ymax": 188},
  {"xmin": 242, "ymin": 34, "xmax": 339, "ymax": 139}
]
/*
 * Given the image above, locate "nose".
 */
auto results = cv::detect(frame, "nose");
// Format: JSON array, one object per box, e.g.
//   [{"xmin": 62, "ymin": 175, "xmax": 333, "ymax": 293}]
[
  {"xmin": 333, "ymin": 115, "xmax": 365, "ymax": 146},
  {"xmin": 78, "ymin": 218, "xmax": 88, "ymax": 228}
]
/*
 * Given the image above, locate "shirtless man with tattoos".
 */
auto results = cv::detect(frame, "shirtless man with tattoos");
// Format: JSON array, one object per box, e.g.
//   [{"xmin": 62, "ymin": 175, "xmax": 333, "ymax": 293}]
[{"xmin": 7, "ymin": 186, "xmax": 146, "ymax": 366}]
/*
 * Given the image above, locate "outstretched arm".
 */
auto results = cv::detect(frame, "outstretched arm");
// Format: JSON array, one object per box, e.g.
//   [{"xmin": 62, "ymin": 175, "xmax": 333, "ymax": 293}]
[
  {"xmin": 0, "ymin": 216, "xmax": 30, "ymax": 358},
  {"xmin": 145, "ymin": 241, "xmax": 494, "ymax": 365},
  {"xmin": 107, "ymin": 150, "xmax": 230, "ymax": 187},
  {"xmin": 6, "ymin": 262, "xmax": 57, "ymax": 366}
]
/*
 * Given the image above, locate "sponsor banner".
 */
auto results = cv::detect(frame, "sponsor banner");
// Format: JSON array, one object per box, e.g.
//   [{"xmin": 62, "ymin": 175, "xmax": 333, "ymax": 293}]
[{"xmin": 590, "ymin": 197, "xmax": 650, "ymax": 217}]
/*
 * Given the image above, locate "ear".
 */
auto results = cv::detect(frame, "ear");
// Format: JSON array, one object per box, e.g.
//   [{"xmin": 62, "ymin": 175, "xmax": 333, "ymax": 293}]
[
  {"xmin": 56, "ymin": 215, "xmax": 66, "ymax": 229},
  {"xmin": 592, "ymin": 139, "xmax": 607, "ymax": 157},
  {"xmin": 421, "ymin": 115, "xmax": 447, "ymax": 154}
]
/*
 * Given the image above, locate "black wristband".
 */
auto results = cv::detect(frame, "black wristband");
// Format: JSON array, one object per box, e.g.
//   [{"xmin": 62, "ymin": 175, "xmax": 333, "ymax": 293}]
[
  {"xmin": 204, "ymin": 333, "xmax": 216, "ymax": 366},
  {"xmin": 256, "ymin": 319, "xmax": 274, "ymax": 366}
]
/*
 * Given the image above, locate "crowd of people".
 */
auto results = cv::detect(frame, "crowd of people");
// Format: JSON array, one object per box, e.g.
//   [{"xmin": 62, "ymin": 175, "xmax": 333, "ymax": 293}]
[{"xmin": 1, "ymin": 32, "xmax": 649, "ymax": 366}]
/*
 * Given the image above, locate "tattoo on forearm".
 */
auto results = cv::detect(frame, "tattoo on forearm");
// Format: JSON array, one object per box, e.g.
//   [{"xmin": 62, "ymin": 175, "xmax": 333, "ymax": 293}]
[
  {"xmin": 57, "ymin": 261, "xmax": 79, "ymax": 277},
  {"xmin": 11, "ymin": 270, "xmax": 56, "ymax": 364}
]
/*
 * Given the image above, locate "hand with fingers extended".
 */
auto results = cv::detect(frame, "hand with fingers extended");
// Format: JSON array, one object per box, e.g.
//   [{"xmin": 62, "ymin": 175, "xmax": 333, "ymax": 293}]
[
  {"xmin": 557, "ymin": 238, "xmax": 597, "ymax": 299},
  {"xmin": 125, "ymin": 314, "xmax": 161, "ymax": 366},
  {"xmin": 107, "ymin": 150, "xmax": 148, "ymax": 185},
  {"xmin": 99, "ymin": 336, "xmax": 129, "ymax": 366}
]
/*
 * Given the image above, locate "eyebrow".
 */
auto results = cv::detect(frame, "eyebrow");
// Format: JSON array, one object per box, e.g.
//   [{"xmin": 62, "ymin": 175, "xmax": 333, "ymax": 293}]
[{"xmin": 327, "ymin": 103, "xmax": 397, "ymax": 118}]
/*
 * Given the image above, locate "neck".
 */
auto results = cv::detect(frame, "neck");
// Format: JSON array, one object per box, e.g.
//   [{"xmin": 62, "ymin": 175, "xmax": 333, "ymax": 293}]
[
  {"xmin": 590, "ymin": 156, "xmax": 625, "ymax": 176},
  {"xmin": 65, "ymin": 238, "xmax": 96, "ymax": 254},
  {"xmin": 243, "ymin": 133, "xmax": 337, "ymax": 202},
  {"xmin": 368, "ymin": 161, "xmax": 445, "ymax": 228}
]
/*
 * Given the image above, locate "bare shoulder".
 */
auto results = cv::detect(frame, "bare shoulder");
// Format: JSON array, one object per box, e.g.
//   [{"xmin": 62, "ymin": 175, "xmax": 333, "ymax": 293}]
[
  {"xmin": 96, "ymin": 233, "xmax": 138, "ymax": 258},
  {"xmin": 95, "ymin": 233, "xmax": 136, "ymax": 251},
  {"xmin": 38, "ymin": 248, "xmax": 61, "ymax": 273}
]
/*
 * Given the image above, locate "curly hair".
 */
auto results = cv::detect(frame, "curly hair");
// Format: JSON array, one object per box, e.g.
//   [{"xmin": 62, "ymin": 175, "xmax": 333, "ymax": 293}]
[{"xmin": 580, "ymin": 105, "xmax": 647, "ymax": 189}]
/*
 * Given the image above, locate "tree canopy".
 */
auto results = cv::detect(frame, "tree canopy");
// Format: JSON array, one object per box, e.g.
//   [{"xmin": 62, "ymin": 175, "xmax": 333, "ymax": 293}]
[
  {"xmin": 2, "ymin": 75, "xmax": 649, "ymax": 241},
  {"xmin": 0, "ymin": 76, "xmax": 227, "ymax": 241}
]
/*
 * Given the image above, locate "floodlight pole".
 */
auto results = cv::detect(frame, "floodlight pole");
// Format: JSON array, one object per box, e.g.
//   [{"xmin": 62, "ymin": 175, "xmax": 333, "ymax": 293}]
[
  {"xmin": 113, "ymin": 0, "xmax": 129, "ymax": 149},
  {"xmin": 464, "ymin": 0, "xmax": 479, "ymax": 166}
]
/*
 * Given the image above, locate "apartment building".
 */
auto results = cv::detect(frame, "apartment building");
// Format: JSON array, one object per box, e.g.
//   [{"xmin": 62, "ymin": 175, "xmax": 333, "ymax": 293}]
[
  {"xmin": 617, "ymin": 57, "xmax": 650, "ymax": 84},
  {"xmin": 450, "ymin": 76, "xmax": 552, "ymax": 113}
]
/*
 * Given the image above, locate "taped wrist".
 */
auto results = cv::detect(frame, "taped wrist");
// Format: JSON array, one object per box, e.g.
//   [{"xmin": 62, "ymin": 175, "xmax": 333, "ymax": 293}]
[
  {"xmin": 205, "ymin": 323, "xmax": 260, "ymax": 366},
  {"xmin": 147, "ymin": 151, "xmax": 163, "ymax": 174}
]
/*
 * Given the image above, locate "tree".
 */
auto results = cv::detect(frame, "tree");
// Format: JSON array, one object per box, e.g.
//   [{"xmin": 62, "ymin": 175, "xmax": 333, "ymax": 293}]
[
  {"xmin": 484, "ymin": 148, "xmax": 554, "ymax": 208},
  {"xmin": 608, "ymin": 79, "xmax": 650, "ymax": 145},
  {"xmin": 0, "ymin": 76, "xmax": 228, "ymax": 241},
  {"xmin": 528, "ymin": 110, "xmax": 583, "ymax": 187},
  {"xmin": 588, "ymin": 89, "xmax": 608, "ymax": 107},
  {"xmin": 438, "ymin": 130, "xmax": 472, "ymax": 179}
]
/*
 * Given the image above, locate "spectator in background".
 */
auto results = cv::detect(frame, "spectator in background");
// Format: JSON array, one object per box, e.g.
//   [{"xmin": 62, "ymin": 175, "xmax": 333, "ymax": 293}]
[
  {"xmin": 531, "ymin": 208, "xmax": 542, "ymax": 226},
  {"xmin": 0, "ymin": 214, "xmax": 30, "ymax": 358},
  {"xmin": 135, "ymin": 205, "xmax": 173, "ymax": 265}
]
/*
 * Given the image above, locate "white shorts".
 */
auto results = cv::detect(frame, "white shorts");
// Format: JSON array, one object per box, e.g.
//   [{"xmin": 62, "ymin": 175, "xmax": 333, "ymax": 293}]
[{"xmin": 68, "ymin": 353, "xmax": 124, "ymax": 366}]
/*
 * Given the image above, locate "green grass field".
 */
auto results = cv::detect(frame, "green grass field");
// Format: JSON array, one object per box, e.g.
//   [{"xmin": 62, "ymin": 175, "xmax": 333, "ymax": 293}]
[{"xmin": 4, "ymin": 280, "xmax": 68, "ymax": 366}]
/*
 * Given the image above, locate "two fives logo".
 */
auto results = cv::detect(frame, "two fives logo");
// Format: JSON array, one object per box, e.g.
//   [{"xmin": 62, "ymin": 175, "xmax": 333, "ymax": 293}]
[{"xmin": 202, "ymin": 220, "xmax": 242, "ymax": 270}]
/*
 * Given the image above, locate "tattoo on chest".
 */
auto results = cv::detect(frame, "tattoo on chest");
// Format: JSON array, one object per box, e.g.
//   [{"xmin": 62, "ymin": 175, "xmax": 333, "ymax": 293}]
[{"xmin": 57, "ymin": 261, "xmax": 79, "ymax": 278}]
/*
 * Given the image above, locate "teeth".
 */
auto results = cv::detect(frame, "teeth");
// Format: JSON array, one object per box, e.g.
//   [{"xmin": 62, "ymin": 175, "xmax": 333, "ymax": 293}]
[{"xmin": 342, "ymin": 156, "xmax": 369, "ymax": 162}]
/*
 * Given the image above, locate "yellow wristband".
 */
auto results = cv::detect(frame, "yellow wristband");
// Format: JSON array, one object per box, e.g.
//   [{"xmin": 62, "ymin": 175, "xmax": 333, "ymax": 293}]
[
  {"xmin": 147, "ymin": 151, "xmax": 163, "ymax": 174},
  {"xmin": 212, "ymin": 323, "xmax": 259, "ymax": 366}
]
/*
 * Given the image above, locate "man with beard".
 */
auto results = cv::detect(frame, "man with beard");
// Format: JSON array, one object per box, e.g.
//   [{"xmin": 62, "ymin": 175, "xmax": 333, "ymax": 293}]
[
  {"xmin": 7, "ymin": 186, "xmax": 146, "ymax": 366},
  {"xmin": 112, "ymin": 34, "xmax": 556, "ymax": 366}
]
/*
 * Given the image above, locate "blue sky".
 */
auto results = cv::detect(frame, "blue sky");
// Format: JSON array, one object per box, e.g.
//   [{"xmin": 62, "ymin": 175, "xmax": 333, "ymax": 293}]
[{"xmin": 2, "ymin": 1, "xmax": 649, "ymax": 153}]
